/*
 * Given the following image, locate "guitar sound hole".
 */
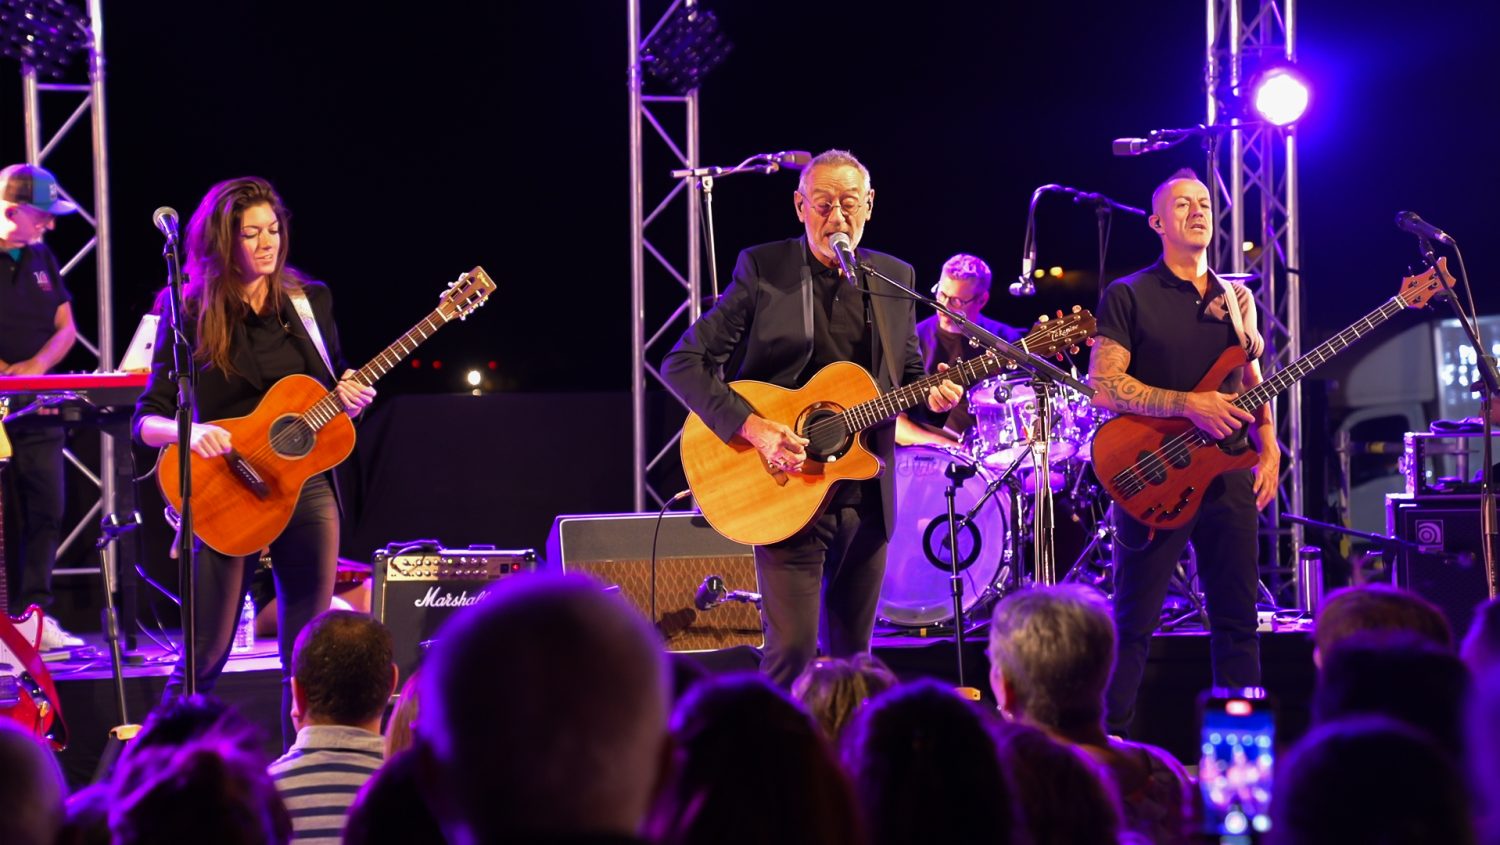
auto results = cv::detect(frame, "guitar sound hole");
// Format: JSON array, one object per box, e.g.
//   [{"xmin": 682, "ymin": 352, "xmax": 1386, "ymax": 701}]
[
  {"xmin": 268, "ymin": 415, "xmax": 316, "ymax": 459},
  {"xmin": 801, "ymin": 408, "xmax": 852, "ymax": 462}
]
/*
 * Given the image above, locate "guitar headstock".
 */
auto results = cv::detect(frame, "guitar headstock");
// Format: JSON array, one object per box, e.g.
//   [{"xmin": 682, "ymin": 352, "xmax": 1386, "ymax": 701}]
[
  {"xmin": 1399, "ymin": 257, "xmax": 1455, "ymax": 310},
  {"xmin": 438, "ymin": 266, "xmax": 497, "ymax": 322},
  {"xmin": 1025, "ymin": 305, "xmax": 1097, "ymax": 359}
]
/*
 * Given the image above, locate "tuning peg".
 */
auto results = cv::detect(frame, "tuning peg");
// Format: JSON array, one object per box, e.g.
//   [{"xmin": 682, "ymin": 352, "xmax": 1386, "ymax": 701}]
[
  {"xmin": 1037, "ymin": 313, "xmax": 1051, "ymax": 323},
  {"xmin": 1056, "ymin": 309, "xmax": 1065, "ymax": 318},
  {"xmin": 1070, "ymin": 304, "xmax": 1082, "ymax": 314},
  {"xmin": 1085, "ymin": 337, "xmax": 1096, "ymax": 346}
]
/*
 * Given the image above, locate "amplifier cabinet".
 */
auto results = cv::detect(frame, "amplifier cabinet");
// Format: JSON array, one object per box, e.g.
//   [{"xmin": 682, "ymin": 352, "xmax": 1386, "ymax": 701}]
[
  {"xmin": 546, "ymin": 512, "xmax": 763, "ymax": 652},
  {"xmin": 1386, "ymin": 494, "xmax": 1497, "ymax": 638},
  {"xmin": 372, "ymin": 543, "xmax": 536, "ymax": 679}
]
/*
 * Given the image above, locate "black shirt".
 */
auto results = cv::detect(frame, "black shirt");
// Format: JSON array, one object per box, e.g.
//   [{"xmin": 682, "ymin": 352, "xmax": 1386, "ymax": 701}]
[
  {"xmin": 0, "ymin": 243, "xmax": 70, "ymax": 364},
  {"xmin": 242, "ymin": 307, "xmax": 307, "ymax": 386},
  {"xmin": 1095, "ymin": 257, "xmax": 1252, "ymax": 394},
  {"xmin": 799, "ymin": 247, "xmax": 874, "ymax": 385}
]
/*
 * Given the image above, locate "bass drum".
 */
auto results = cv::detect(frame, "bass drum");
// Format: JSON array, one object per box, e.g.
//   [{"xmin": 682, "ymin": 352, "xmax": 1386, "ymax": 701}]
[{"xmin": 879, "ymin": 445, "xmax": 1013, "ymax": 626}]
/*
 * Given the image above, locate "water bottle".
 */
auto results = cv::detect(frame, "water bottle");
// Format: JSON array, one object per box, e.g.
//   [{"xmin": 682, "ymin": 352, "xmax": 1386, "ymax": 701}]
[{"xmin": 232, "ymin": 593, "xmax": 256, "ymax": 654}]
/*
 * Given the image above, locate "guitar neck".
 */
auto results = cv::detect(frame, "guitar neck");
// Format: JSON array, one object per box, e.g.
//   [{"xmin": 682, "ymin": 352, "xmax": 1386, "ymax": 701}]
[
  {"xmin": 1234, "ymin": 294, "xmax": 1412, "ymax": 412},
  {"xmin": 300, "ymin": 306, "xmax": 452, "ymax": 431},
  {"xmin": 841, "ymin": 342, "xmax": 1018, "ymax": 434}
]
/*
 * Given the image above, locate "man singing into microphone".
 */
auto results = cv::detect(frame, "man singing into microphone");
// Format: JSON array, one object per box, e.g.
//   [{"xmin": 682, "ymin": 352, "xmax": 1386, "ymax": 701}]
[
  {"xmin": 663, "ymin": 149, "xmax": 962, "ymax": 686},
  {"xmin": 1089, "ymin": 168, "xmax": 1279, "ymax": 735}
]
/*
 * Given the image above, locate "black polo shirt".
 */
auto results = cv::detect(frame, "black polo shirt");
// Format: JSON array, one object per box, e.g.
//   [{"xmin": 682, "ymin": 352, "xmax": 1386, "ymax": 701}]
[
  {"xmin": 1095, "ymin": 257, "xmax": 1253, "ymax": 394},
  {"xmin": 0, "ymin": 243, "xmax": 70, "ymax": 364}
]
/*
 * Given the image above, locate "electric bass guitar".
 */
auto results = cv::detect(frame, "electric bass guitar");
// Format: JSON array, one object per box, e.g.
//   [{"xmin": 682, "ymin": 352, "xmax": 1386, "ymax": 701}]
[
  {"xmin": 157, "ymin": 267, "xmax": 495, "ymax": 557},
  {"xmin": 682, "ymin": 309, "xmax": 1096, "ymax": 546},
  {"xmin": 1091, "ymin": 259, "xmax": 1455, "ymax": 529},
  {"xmin": 0, "ymin": 399, "xmax": 70, "ymax": 749}
]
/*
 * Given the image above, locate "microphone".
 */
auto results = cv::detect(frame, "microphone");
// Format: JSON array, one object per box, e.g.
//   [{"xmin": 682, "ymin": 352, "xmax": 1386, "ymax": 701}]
[
  {"xmin": 1010, "ymin": 200, "xmax": 1039, "ymax": 296},
  {"xmin": 152, "ymin": 207, "xmax": 179, "ymax": 242},
  {"xmin": 828, "ymin": 232, "xmax": 860, "ymax": 282},
  {"xmin": 694, "ymin": 574, "xmax": 728, "ymax": 612},
  {"xmin": 1394, "ymin": 211, "xmax": 1455, "ymax": 246},
  {"xmin": 1111, "ymin": 128, "xmax": 1192, "ymax": 157},
  {"xmin": 769, "ymin": 150, "xmax": 812, "ymax": 171}
]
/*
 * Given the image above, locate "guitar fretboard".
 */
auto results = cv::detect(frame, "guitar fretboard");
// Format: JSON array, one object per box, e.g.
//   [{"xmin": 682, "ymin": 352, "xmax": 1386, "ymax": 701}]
[
  {"xmin": 1233, "ymin": 293, "xmax": 1411, "ymax": 414},
  {"xmin": 299, "ymin": 307, "xmax": 452, "ymax": 431}
]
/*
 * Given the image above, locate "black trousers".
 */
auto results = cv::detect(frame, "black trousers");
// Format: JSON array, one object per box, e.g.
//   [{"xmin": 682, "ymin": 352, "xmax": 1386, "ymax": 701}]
[
  {"xmin": 1104, "ymin": 470, "xmax": 1262, "ymax": 735},
  {"xmin": 161, "ymin": 474, "xmax": 338, "ymax": 747},
  {"xmin": 4, "ymin": 427, "xmax": 66, "ymax": 615},
  {"xmin": 754, "ymin": 493, "xmax": 887, "ymax": 687}
]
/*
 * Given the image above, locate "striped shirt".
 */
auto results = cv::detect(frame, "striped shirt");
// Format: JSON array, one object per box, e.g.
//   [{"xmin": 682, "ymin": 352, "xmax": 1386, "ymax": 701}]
[{"xmin": 269, "ymin": 724, "xmax": 386, "ymax": 843}]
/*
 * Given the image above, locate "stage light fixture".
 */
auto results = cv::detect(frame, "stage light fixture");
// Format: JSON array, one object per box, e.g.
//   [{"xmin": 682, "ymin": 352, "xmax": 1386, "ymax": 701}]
[
  {"xmin": 640, "ymin": 4, "xmax": 732, "ymax": 96},
  {"xmin": 1250, "ymin": 67, "xmax": 1309, "ymax": 127},
  {"xmin": 0, "ymin": 0, "xmax": 90, "ymax": 78}
]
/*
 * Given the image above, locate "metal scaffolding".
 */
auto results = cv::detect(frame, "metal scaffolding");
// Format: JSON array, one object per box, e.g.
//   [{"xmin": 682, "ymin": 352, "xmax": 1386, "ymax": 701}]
[
  {"xmin": 1205, "ymin": 0, "xmax": 1305, "ymax": 604},
  {"xmin": 12, "ymin": 0, "xmax": 119, "ymax": 578},
  {"xmin": 628, "ymin": 0, "xmax": 705, "ymax": 511}
]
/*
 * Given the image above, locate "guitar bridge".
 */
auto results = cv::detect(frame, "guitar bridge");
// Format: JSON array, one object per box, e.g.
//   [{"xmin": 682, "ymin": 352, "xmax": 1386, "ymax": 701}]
[{"xmin": 223, "ymin": 450, "xmax": 271, "ymax": 499}]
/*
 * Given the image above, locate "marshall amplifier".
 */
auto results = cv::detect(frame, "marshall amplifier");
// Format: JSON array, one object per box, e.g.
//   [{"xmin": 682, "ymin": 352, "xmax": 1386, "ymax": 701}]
[
  {"xmin": 1386, "ymin": 493, "xmax": 1496, "ymax": 638},
  {"xmin": 546, "ymin": 512, "xmax": 764, "ymax": 652},
  {"xmin": 372, "ymin": 542, "xmax": 537, "ymax": 679}
]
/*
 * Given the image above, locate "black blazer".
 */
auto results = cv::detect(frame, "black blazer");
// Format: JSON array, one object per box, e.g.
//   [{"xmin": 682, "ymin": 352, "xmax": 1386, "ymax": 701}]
[
  {"xmin": 132, "ymin": 280, "xmax": 347, "ymax": 439},
  {"xmin": 661, "ymin": 236, "xmax": 926, "ymax": 538}
]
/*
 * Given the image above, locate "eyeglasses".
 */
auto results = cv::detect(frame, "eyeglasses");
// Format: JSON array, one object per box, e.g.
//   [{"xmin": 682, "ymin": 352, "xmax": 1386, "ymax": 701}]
[
  {"xmin": 932, "ymin": 286, "xmax": 981, "ymax": 308},
  {"xmin": 799, "ymin": 191, "xmax": 868, "ymax": 219}
]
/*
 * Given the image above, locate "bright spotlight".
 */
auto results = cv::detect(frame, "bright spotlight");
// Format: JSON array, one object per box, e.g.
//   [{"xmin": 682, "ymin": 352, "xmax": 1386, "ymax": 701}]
[
  {"xmin": 465, "ymin": 369, "xmax": 482, "ymax": 387},
  {"xmin": 1252, "ymin": 68, "xmax": 1310, "ymax": 126}
]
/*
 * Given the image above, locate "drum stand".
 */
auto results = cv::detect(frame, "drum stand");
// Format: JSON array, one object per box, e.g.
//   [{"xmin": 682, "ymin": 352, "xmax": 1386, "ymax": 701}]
[{"xmin": 940, "ymin": 459, "xmax": 980, "ymax": 691}]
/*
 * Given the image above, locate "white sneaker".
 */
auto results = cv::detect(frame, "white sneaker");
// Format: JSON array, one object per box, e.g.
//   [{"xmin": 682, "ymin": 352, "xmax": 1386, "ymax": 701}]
[{"xmin": 38, "ymin": 616, "xmax": 85, "ymax": 651}]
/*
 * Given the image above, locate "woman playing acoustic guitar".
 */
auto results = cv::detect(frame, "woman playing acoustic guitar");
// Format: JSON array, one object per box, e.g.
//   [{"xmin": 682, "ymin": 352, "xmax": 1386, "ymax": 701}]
[{"xmin": 132, "ymin": 176, "xmax": 375, "ymax": 746}]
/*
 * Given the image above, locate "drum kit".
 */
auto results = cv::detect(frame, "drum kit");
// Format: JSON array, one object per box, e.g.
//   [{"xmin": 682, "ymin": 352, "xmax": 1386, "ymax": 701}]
[{"xmin": 879, "ymin": 371, "xmax": 1194, "ymax": 629}]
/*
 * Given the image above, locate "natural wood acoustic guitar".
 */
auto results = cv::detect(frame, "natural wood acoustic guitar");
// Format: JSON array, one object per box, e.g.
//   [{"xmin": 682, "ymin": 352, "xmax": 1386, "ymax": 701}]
[
  {"xmin": 681, "ymin": 309, "xmax": 1096, "ymax": 546},
  {"xmin": 157, "ymin": 268, "xmax": 495, "ymax": 557}
]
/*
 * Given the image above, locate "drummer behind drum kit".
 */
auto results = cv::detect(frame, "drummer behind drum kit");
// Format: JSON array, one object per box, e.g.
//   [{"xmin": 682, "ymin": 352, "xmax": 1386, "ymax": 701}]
[{"xmin": 878, "ymin": 362, "xmax": 1204, "ymax": 630}]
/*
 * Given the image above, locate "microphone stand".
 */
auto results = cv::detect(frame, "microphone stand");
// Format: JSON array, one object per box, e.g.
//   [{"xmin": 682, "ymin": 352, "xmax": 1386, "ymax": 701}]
[
  {"xmin": 91, "ymin": 513, "xmax": 143, "ymax": 780},
  {"xmin": 669, "ymin": 154, "xmax": 795, "ymax": 302},
  {"xmin": 161, "ymin": 231, "xmax": 199, "ymax": 695},
  {"xmin": 1415, "ymin": 238, "xmax": 1499, "ymax": 597}
]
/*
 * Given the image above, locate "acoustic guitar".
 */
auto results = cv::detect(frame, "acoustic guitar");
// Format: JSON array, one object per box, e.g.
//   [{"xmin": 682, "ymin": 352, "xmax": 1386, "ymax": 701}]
[
  {"xmin": 157, "ymin": 267, "xmax": 495, "ymax": 557},
  {"xmin": 0, "ymin": 398, "xmax": 70, "ymax": 749},
  {"xmin": 1091, "ymin": 259, "xmax": 1455, "ymax": 529},
  {"xmin": 681, "ymin": 309, "xmax": 1096, "ymax": 546}
]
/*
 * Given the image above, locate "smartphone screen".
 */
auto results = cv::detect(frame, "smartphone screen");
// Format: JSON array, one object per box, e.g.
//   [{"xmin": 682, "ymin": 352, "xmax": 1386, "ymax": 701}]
[{"xmin": 1198, "ymin": 689, "xmax": 1274, "ymax": 841}]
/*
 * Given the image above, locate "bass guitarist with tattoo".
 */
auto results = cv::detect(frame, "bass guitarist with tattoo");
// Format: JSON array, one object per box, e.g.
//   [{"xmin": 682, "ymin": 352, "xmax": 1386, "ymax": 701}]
[{"xmin": 1087, "ymin": 168, "xmax": 1279, "ymax": 735}]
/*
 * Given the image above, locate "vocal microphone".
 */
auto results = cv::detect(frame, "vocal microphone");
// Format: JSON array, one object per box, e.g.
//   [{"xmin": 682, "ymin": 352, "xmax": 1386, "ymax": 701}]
[
  {"xmin": 152, "ymin": 206, "xmax": 180, "ymax": 242},
  {"xmin": 768, "ymin": 150, "xmax": 813, "ymax": 171},
  {"xmin": 1009, "ymin": 256, "xmax": 1036, "ymax": 297},
  {"xmin": 828, "ymin": 232, "xmax": 860, "ymax": 282},
  {"xmin": 1110, "ymin": 128, "xmax": 1191, "ymax": 157},
  {"xmin": 1394, "ymin": 211, "xmax": 1455, "ymax": 246}
]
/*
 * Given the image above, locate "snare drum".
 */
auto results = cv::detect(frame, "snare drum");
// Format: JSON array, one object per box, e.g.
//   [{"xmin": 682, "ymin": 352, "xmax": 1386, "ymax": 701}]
[{"xmin": 879, "ymin": 445, "xmax": 1014, "ymax": 626}]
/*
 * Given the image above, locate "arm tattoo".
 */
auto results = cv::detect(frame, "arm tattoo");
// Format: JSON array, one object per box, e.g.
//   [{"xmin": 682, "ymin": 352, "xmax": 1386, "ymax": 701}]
[{"xmin": 1089, "ymin": 337, "xmax": 1190, "ymax": 418}]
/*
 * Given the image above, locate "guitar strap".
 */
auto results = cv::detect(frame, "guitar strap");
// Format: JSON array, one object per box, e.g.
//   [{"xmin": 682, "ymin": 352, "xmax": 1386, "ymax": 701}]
[
  {"xmin": 288, "ymin": 288, "xmax": 339, "ymax": 382},
  {"xmin": 1218, "ymin": 278, "xmax": 1265, "ymax": 360}
]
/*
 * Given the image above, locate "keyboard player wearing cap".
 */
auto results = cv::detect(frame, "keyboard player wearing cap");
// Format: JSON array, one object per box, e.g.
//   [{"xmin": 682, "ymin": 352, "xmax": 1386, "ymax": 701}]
[{"xmin": 0, "ymin": 163, "xmax": 84, "ymax": 650}]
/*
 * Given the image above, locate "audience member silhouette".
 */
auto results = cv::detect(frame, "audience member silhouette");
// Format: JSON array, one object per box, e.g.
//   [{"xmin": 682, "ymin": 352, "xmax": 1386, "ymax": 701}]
[
  {"xmin": 645, "ymin": 672, "xmax": 865, "ymax": 845},
  {"xmin": 843, "ymin": 678, "xmax": 1020, "ymax": 845},
  {"xmin": 792, "ymin": 653, "xmax": 898, "ymax": 742},
  {"xmin": 1269, "ymin": 716, "xmax": 1474, "ymax": 845},
  {"xmin": 988, "ymin": 585, "xmax": 1194, "ymax": 843},
  {"xmin": 418, "ymin": 574, "xmax": 670, "ymax": 843},
  {"xmin": 1312, "ymin": 583, "xmax": 1453, "ymax": 667}
]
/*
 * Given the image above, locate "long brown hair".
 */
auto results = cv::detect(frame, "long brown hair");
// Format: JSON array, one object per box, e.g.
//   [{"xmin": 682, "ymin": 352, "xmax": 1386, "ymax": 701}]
[{"xmin": 182, "ymin": 176, "xmax": 304, "ymax": 375}]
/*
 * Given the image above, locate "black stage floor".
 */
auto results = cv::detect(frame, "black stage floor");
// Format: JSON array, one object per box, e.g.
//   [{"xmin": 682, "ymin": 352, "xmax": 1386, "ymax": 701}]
[{"xmin": 47, "ymin": 624, "xmax": 1315, "ymax": 791}]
